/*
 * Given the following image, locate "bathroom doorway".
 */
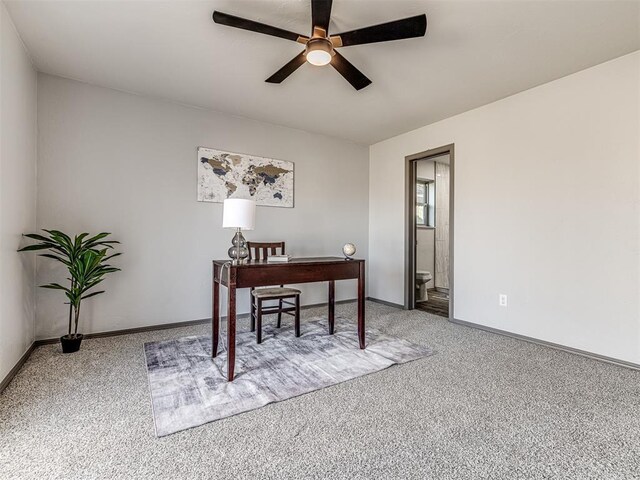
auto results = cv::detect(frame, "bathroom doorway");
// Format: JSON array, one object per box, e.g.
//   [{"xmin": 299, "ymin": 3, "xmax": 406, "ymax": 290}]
[{"xmin": 405, "ymin": 145, "xmax": 454, "ymax": 319}]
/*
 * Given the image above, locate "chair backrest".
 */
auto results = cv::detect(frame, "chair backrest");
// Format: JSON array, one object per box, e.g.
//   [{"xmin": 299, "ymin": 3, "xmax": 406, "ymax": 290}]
[{"xmin": 247, "ymin": 242, "xmax": 285, "ymax": 261}]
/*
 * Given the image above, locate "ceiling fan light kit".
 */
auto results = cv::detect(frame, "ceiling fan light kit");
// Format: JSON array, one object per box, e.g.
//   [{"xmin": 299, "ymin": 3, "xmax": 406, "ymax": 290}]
[
  {"xmin": 305, "ymin": 37, "xmax": 334, "ymax": 66},
  {"xmin": 212, "ymin": 0, "xmax": 427, "ymax": 90}
]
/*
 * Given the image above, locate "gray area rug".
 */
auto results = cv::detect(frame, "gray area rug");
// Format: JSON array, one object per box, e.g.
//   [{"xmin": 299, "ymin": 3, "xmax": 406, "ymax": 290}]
[{"xmin": 144, "ymin": 317, "xmax": 433, "ymax": 436}]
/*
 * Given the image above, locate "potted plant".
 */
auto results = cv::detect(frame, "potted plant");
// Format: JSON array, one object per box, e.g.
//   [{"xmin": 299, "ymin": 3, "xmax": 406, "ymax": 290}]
[{"xmin": 18, "ymin": 230, "xmax": 121, "ymax": 353}]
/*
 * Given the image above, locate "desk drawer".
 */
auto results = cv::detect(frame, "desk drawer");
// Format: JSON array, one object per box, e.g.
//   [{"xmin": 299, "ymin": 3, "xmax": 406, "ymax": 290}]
[{"xmin": 236, "ymin": 262, "xmax": 361, "ymax": 288}]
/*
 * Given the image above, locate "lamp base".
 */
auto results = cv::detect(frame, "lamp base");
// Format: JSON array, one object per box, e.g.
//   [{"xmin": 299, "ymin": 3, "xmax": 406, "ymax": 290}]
[{"xmin": 228, "ymin": 229, "xmax": 249, "ymax": 263}]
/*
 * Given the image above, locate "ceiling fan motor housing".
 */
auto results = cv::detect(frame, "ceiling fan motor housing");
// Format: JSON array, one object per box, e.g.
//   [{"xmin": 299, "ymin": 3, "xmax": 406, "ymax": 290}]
[{"xmin": 305, "ymin": 37, "xmax": 334, "ymax": 65}]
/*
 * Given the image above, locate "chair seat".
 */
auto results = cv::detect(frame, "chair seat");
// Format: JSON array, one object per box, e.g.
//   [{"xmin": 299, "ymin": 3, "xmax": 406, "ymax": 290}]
[{"xmin": 252, "ymin": 287, "xmax": 301, "ymax": 299}]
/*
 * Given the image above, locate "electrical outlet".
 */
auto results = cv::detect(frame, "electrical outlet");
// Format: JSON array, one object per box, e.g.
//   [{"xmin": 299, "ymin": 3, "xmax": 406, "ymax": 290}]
[{"xmin": 499, "ymin": 294, "xmax": 508, "ymax": 307}]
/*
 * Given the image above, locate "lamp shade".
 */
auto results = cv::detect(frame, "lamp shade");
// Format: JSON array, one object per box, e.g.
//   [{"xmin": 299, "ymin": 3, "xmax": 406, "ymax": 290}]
[{"xmin": 222, "ymin": 198, "xmax": 256, "ymax": 230}]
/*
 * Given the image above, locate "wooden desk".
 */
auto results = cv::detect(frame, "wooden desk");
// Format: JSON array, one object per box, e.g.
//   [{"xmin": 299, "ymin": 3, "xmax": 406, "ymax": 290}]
[{"xmin": 212, "ymin": 257, "xmax": 365, "ymax": 381}]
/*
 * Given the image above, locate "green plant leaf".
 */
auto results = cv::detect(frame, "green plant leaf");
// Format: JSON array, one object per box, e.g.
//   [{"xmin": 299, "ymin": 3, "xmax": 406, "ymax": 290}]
[
  {"xmin": 38, "ymin": 253, "xmax": 72, "ymax": 265},
  {"xmin": 81, "ymin": 290, "xmax": 105, "ymax": 300},
  {"xmin": 82, "ymin": 232, "xmax": 111, "ymax": 248},
  {"xmin": 45, "ymin": 229, "xmax": 72, "ymax": 244},
  {"xmin": 18, "ymin": 244, "xmax": 54, "ymax": 252},
  {"xmin": 40, "ymin": 283, "xmax": 71, "ymax": 293},
  {"xmin": 87, "ymin": 241, "xmax": 120, "ymax": 251},
  {"xmin": 23, "ymin": 233, "xmax": 54, "ymax": 242},
  {"xmin": 65, "ymin": 291, "xmax": 77, "ymax": 305},
  {"xmin": 73, "ymin": 233, "xmax": 90, "ymax": 254},
  {"xmin": 75, "ymin": 232, "xmax": 90, "ymax": 245},
  {"xmin": 99, "ymin": 267, "xmax": 120, "ymax": 274},
  {"xmin": 41, "ymin": 229, "xmax": 73, "ymax": 256},
  {"xmin": 44, "ymin": 230, "xmax": 72, "ymax": 250}
]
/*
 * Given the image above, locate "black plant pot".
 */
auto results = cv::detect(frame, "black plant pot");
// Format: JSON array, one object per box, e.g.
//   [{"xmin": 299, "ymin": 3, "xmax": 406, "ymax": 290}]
[{"xmin": 60, "ymin": 334, "xmax": 84, "ymax": 353}]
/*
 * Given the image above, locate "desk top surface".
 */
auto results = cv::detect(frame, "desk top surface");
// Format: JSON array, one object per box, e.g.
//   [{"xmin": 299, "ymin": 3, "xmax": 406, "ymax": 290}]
[{"xmin": 213, "ymin": 256, "xmax": 364, "ymax": 267}]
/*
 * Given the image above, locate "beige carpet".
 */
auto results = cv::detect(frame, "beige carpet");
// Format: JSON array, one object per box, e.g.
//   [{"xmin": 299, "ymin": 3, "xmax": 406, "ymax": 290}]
[{"xmin": 1, "ymin": 302, "xmax": 639, "ymax": 479}]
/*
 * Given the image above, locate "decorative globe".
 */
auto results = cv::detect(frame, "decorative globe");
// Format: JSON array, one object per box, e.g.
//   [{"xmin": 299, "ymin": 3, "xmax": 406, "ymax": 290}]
[{"xmin": 342, "ymin": 243, "xmax": 356, "ymax": 259}]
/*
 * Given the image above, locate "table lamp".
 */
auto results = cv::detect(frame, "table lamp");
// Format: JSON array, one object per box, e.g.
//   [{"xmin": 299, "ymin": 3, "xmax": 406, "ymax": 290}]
[{"xmin": 222, "ymin": 198, "xmax": 256, "ymax": 263}]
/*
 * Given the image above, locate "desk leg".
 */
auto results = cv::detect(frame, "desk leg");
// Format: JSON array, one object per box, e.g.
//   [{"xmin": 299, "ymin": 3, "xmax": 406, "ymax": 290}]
[
  {"xmin": 227, "ymin": 269, "xmax": 237, "ymax": 381},
  {"xmin": 358, "ymin": 262, "xmax": 365, "ymax": 349},
  {"xmin": 328, "ymin": 280, "xmax": 335, "ymax": 334},
  {"xmin": 212, "ymin": 264, "xmax": 219, "ymax": 358}
]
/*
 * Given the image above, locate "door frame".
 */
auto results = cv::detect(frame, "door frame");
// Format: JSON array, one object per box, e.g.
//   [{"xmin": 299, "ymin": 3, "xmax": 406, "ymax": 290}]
[{"xmin": 404, "ymin": 144, "xmax": 455, "ymax": 320}]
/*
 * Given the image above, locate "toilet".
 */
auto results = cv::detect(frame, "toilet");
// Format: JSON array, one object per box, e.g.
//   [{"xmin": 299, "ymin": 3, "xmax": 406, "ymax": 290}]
[{"xmin": 416, "ymin": 271, "xmax": 433, "ymax": 302}]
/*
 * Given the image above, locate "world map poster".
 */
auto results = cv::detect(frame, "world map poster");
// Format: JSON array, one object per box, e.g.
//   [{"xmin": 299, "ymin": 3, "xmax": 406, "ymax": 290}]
[{"xmin": 197, "ymin": 147, "xmax": 294, "ymax": 207}]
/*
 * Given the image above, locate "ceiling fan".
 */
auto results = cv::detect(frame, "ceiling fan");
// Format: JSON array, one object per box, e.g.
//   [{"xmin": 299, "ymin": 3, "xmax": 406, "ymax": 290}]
[{"xmin": 212, "ymin": 0, "xmax": 427, "ymax": 91}]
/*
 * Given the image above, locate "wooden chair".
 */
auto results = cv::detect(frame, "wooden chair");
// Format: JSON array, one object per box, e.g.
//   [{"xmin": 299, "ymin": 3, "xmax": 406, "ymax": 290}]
[{"xmin": 247, "ymin": 242, "xmax": 301, "ymax": 344}]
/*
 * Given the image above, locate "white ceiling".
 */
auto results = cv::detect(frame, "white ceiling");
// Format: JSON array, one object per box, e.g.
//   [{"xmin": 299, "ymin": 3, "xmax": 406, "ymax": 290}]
[{"xmin": 5, "ymin": 0, "xmax": 639, "ymax": 144}]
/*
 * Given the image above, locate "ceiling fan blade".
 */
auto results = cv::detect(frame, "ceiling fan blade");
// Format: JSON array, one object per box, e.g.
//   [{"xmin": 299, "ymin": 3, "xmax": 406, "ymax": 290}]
[
  {"xmin": 265, "ymin": 51, "xmax": 307, "ymax": 84},
  {"xmin": 330, "ymin": 51, "xmax": 371, "ymax": 91},
  {"xmin": 213, "ymin": 11, "xmax": 308, "ymax": 43},
  {"xmin": 331, "ymin": 14, "xmax": 426, "ymax": 47},
  {"xmin": 311, "ymin": 0, "xmax": 333, "ymax": 34}
]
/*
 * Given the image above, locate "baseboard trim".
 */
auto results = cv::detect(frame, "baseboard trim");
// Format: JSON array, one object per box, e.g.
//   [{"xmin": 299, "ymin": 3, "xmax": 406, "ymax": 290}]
[
  {"xmin": 450, "ymin": 318, "xmax": 640, "ymax": 371},
  {"xmin": 5, "ymin": 302, "xmax": 635, "ymax": 393},
  {"xmin": 33, "ymin": 299, "xmax": 357, "ymax": 346},
  {"xmin": 0, "ymin": 343, "xmax": 37, "ymax": 394},
  {"xmin": 366, "ymin": 297, "xmax": 405, "ymax": 310},
  {"xmin": 32, "ymin": 317, "xmax": 216, "ymax": 346}
]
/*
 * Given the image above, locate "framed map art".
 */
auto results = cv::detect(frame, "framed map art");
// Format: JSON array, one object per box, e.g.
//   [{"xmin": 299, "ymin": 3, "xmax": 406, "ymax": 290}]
[{"xmin": 197, "ymin": 147, "xmax": 294, "ymax": 207}]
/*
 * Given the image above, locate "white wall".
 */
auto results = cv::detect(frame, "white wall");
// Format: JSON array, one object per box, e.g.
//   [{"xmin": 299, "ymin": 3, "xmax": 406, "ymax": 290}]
[
  {"xmin": 370, "ymin": 51, "xmax": 640, "ymax": 364},
  {"xmin": 36, "ymin": 74, "xmax": 369, "ymax": 339},
  {"xmin": 0, "ymin": 3, "xmax": 37, "ymax": 379}
]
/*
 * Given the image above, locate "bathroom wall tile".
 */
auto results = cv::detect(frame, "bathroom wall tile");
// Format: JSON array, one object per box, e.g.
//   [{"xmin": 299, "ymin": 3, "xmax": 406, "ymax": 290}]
[{"xmin": 435, "ymin": 162, "xmax": 450, "ymax": 289}]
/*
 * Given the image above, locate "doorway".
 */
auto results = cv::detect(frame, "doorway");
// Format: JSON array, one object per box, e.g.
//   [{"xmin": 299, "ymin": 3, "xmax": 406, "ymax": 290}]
[{"xmin": 405, "ymin": 145, "xmax": 454, "ymax": 319}]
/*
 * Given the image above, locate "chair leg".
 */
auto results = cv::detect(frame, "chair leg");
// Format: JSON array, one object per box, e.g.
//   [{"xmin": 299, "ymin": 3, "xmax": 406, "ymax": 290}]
[
  {"xmin": 295, "ymin": 295, "xmax": 301, "ymax": 337},
  {"xmin": 256, "ymin": 300, "xmax": 263, "ymax": 344},
  {"xmin": 250, "ymin": 293, "xmax": 256, "ymax": 332},
  {"xmin": 277, "ymin": 299, "xmax": 282, "ymax": 328}
]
